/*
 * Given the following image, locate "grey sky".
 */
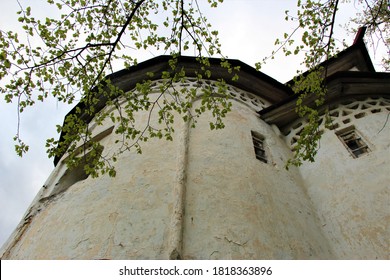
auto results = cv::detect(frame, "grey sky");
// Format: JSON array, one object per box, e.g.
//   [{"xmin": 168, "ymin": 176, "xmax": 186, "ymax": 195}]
[{"xmin": 0, "ymin": 0, "xmax": 369, "ymax": 248}]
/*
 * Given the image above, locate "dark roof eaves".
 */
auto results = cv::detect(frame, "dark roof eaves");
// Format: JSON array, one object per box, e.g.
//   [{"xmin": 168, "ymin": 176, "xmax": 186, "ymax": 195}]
[
  {"xmin": 259, "ymin": 71, "xmax": 390, "ymax": 126},
  {"xmin": 285, "ymin": 39, "xmax": 376, "ymax": 87}
]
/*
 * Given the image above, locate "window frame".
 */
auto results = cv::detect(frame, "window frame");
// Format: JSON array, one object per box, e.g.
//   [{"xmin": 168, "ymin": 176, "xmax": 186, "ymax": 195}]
[
  {"xmin": 251, "ymin": 131, "xmax": 268, "ymax": 163},
  {"xmin": 336, "ymin": 126, "xmax": 370, "ymax": 158}
]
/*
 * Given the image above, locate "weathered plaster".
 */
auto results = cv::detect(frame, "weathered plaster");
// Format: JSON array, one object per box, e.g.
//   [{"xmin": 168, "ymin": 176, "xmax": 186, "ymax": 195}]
[
  {"xmin": 1, "ymin": 76, "xmax": 388, "ymax": 260},
  {"xmin": 182, "ymin": 101, "xmax": 333, "ymax": 259},
  {"xmin": 298, "ymin": 112, "xmax": 390, "ymax": 259}
]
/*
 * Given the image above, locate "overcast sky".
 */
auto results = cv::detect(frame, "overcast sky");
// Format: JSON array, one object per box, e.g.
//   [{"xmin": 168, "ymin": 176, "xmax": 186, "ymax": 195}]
[{"xmin": 0, "ymin": 0, "xmax": 374, "ymax": 248}]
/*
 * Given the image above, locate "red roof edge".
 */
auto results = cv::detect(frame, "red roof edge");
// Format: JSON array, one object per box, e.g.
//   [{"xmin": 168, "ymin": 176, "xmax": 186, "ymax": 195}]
[{"xmin": 353, "ymin": 26, "xmax": 367, "ymax": 45}]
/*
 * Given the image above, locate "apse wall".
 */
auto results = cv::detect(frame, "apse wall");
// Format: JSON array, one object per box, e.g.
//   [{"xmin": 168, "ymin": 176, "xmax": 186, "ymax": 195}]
[
  {"xmin": 181, "ymin": 83, "xmax": 332, "ymax": 259},
  {"xmin": 183, "ymin": 105, "xmax": 334, "ymax": 258},
  {"xmin": 0, "ymin": 94, "xmax": 179, "ymax": 259},
  {"xmin": 285, "ymin": 96, "xmax": 390, "ymax": 259},
  {"xmin": 0, "ymin": 80, "xmax": 334, "ymax": 259}
]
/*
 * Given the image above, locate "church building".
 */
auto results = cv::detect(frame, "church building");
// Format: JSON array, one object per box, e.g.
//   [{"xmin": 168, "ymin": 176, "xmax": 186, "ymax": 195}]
[{"xmin": 1, "ymin": 30, "xmax": 389, "ymax": 260}]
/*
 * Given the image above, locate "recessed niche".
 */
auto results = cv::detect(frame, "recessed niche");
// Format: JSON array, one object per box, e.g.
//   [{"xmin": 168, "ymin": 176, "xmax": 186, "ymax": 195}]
[
  {"xmin": 342, "ymin": 118, "xmax": 351, "ymax": 124},
  {"xmin": 354, "ymin": 112, "xmax": 366, "ymax": 119}
]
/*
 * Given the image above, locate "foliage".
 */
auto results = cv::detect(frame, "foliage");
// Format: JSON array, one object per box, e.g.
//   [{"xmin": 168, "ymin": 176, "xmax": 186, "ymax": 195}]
[
  {"xmin": 349, "ymin": 0, "xmax": 389, "ymax": 70},
  {"xmin": 0, "ymin": 0, "xmax": 235, "ymax": 177},
  {"xmin": 260, "ymin": 0, "xmax": 389, "ymax": 168},
  {"xmin": 0, "ymin": 0, "xmax": 389, "ymax": 175}
]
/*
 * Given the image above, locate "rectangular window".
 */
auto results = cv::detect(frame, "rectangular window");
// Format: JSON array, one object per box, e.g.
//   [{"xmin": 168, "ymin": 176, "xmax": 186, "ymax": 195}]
[
  {"xmin": 337, "ymin": 127, "xmax": 369, "ymax": 158},
  {"xmin": 251, "ymin": 131, "xmax": 267, "ymax": 163}
]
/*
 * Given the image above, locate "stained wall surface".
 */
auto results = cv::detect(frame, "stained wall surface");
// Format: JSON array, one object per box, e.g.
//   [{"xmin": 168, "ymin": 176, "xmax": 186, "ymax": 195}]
[
  {"xmin": 295, "ymin": 99, "xmax": 390, "ymax": 259},
  {"xmin": 0, "ymin": 111, "xmax": 178, "ymax": 259},
  {"xmin": 183, "ymin": 100, "xmax": 333, "ymax": 259}
]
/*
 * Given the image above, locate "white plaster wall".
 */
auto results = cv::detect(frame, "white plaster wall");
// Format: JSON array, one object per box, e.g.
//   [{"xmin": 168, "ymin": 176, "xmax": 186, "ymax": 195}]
[
  {"xmin": 182, "ymin": 100, "xmax": 333, "ymax": 259},
  {"xmin": 299, "ymin": 112, "xmax": 390, "ymax": 259},
  {"xmin": 1, "ymin": 89, "xmax": 334, "ymax": 259},
  {"xmin": 1, "ymin": 97, "xmax": 178, "ymax": 259}
]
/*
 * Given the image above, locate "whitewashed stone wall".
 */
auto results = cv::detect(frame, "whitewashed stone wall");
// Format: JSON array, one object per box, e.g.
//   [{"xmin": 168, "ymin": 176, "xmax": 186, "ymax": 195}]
[
  {"xmin": 183, "ymin": 100, "xmax": 332, "ymax": 259},
  {"xmin": 285, "ymin": 97, "xmax": 390, "ymax": 259},
  {"xmin": 1, "ymin": 81, "xmax": 388, "ymax": 260}
]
